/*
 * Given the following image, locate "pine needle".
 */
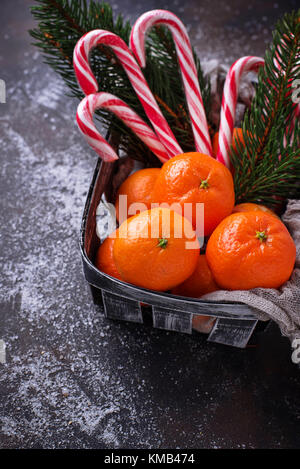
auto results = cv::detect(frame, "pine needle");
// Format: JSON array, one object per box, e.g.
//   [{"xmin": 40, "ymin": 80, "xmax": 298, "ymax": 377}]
[{"xmin": 230, "ymin": 9, "xmax": 300, "ymax": 206}]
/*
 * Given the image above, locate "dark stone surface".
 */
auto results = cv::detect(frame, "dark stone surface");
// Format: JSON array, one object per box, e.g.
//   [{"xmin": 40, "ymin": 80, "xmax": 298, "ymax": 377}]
[{"xmin": 0, "ymin": 0, "xmax": 300, "ymax": 449}]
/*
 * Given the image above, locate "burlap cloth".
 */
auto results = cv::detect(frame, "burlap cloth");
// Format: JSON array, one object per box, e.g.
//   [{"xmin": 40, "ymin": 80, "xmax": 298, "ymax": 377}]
[{"xmin": 202, "ymin": 199, "xmax": 300, "ymax": 345}]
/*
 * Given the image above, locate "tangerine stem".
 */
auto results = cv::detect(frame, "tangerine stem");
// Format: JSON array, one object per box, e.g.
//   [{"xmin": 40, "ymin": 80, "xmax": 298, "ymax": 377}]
[
  {"xmin": 157, "ymin": 238, "xmax": 168, "ymax": 249},
  {"xmin": 256, "ymin": 230, "xmax": 268, "ymax": 242},
  {"xmin": 200, "ymin": 179, "xmax": 209, "ymax": 189}
]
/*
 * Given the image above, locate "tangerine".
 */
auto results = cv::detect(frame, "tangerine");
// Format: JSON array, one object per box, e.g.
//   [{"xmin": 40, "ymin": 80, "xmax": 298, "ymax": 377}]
[
  {"xmin": 232, "ymin": 202, "xmax": 277, "ymax": 217},
  {"xmin": 113, "ymin": 207, "xmax": 200, "ymax": 291},
  {"xmin": 192, "ymin": 315, "xmax": 216, "ymax": 334},
  {"xmin": 151, "ymin": 152, "xmax": 235, "ymax": 236},
  {"xmin": 115, "ymin": 168, "xmax": 160, "ymax": 222},
  {"xmin": 206, "ymin": 211, "xmax": 296, "ymax": 290},
  {"xmin": 172, "ymin": 254, "xmax": 219, "ymax": 297},
  {"xmin": 95, "ymin": 229, "xmax": 122, "ymax": 280},
  {"xmin": 212, "ymin": 128, "xmax": 245, "ymax": 157}
]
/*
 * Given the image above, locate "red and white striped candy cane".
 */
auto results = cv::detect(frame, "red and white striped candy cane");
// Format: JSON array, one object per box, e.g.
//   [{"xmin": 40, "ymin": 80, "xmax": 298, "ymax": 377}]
[
  {"xmin": 76, "ymin": 92, "xmax": 169, "ymax": 163},
  {"xmin": 217, "ymin": 56, "xmax": 265, "ymax": 168},
  {"xmin": 73, "ymin": 30, "xmax": 182, "ymax": 158},
  {"xmin": 130, "ymin": 9, "xmax": 212, "ymax": 156}
]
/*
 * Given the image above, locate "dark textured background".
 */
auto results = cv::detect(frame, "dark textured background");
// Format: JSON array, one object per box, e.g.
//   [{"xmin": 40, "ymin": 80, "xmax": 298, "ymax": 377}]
[{"xmin": 1, "ymin": 0, "xmax": 300, "ymax": 449}]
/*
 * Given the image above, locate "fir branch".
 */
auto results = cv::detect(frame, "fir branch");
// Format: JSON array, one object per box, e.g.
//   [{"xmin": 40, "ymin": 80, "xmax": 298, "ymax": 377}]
[
  {"xmin": 231, "ymin": 9, "xmax": 300, "ymax": 206},
  {"xmin": 29, "ymin": 0, "xmax": 211, "ymax": 163}
]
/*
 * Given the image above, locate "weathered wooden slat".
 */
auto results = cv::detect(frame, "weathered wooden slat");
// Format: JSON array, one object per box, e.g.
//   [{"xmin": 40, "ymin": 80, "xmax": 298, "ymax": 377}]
[
  {"xmin": 152, "ymin": 306, "xmax": 192, "ymax": 334},
  {"xmin": 90, "ymin": 284, "xmax": 104, "ymax": 307},
  {"xmin": 207, "ymin": 318, "xmax": 258, "ymax": 348},
  {"xmin": 82, "ymin": 158, "xmax": 116, "ymax": 262},
  {"xmin": 102, "ymin": 290, "xmax": 143, "ymax": 324}
]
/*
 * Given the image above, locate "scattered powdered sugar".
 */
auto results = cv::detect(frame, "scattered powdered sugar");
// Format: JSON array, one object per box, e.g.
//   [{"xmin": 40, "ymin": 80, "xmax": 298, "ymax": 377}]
[
  {"xmin": 0, "ymin": 62, "xmax": 164, "ymax": 448},
  {"xmin": 1, "ymin": 0, "xmax": 300, "ymax": 450},
  {"xmin": 31, "ymin": 76, "xmax": 67, "ymax": 111}
]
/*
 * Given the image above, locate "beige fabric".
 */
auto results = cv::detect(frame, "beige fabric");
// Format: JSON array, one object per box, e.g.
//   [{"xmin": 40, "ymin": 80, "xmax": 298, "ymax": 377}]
[{"xmin": 202, "ymin": 199, "xmax": 300, "ymax": 344}]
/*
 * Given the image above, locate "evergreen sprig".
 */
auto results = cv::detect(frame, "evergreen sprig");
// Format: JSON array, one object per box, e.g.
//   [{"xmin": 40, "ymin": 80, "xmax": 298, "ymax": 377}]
[
  {"xmin": 29, "ymin": 1, "xmax": 300, "ymax": 206},
  {"xmin": 231, "ymin": 9, "xmax": 300, "ymax": 206},
  {"xmin": 29, "ymin": 0, "xmax": 211, "ymax": 165}
]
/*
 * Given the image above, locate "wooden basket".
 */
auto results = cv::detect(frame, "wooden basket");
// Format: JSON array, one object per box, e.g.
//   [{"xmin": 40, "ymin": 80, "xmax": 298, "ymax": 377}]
[{"xmin": 79, "ymin": 152, "xmax": 270, "ymax": 349}]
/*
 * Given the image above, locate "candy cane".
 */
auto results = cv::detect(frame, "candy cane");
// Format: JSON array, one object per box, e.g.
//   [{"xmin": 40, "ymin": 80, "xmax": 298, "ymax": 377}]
[
  {"xmin": 130, "ymin": 9, "xmax": 212, "ymax": 156},
  {"xmin": 76, "ymin": 92, "xmax": 169, "ymax": 163},
  {"xmin": 217, "ymin": 56, "xmax": 265, "ymax": 168},
  {"xmin": 73, "ymin": 30, "xmax": 182, "ymax": 158}
]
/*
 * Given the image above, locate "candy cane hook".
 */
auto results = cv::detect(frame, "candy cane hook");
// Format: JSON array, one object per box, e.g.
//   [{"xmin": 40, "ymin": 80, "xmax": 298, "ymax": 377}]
[
  {"xmin": 73, "ymin": 30, "xmax": 182, "ymax": 158},
  {"xmin": 77, "ymin": 92, "xmax": 169, "ymax": 163},
  {"xmin": 130, "ymin": 9, "xmax": 212, "ymax": 156},
  {"xmin": 217, "ymin": 56, "xmax": 265, "ymax": 167}
]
